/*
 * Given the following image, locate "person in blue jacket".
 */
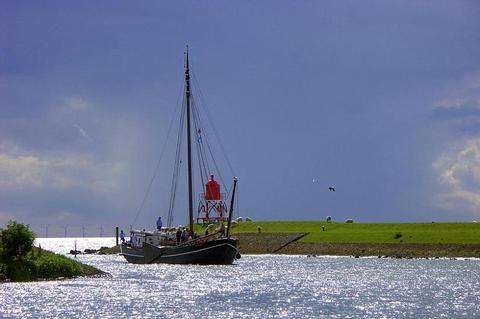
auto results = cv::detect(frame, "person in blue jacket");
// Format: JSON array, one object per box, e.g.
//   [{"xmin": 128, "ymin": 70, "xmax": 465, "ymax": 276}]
[{"xmin": 156, "ymin": 216, "xmax": 163, "ymax": 231}]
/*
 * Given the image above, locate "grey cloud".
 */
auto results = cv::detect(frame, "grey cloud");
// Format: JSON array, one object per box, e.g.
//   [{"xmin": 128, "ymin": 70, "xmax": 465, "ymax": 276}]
[
  {"xmin": 429, "ymin": 105, "xmax": 480, "ymax": 136},
  {"xmin": 430, "ymin": 106, "xmax": 480, "ymax": 121}
]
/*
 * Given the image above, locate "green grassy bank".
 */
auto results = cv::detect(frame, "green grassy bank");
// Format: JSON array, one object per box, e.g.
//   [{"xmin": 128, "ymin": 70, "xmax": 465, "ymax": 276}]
[
  {"xmin": 0, "ymin": 247, "xmax": 105, "ymax": 282},
  {"xmin": 1, "ymin": 221, "xmax": 105, "ymax": 282},
  {"xmin": 225, "ymin": 221, "xmax": 480, "ymax": 244},
  {"xmin": 212, "ymin": 221, "xmax": 479, "ymax": 257}
]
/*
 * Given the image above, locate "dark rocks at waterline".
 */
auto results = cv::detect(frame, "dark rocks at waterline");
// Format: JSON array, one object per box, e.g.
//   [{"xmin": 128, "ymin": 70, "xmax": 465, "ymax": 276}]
[
  {"xmin": 97, "ymin": 245, "xmax": 120, "ymax": 255},
  {"xmin": 69, "ymin": 249, "xmax": 98, "ymax": 255},
  {"xmin": 255, "ymin": 236, "xmax": 480, "ymax": 258},
  {"xmin": 68, "ymin": 246, "xmax": 121, "ymax": 256}
]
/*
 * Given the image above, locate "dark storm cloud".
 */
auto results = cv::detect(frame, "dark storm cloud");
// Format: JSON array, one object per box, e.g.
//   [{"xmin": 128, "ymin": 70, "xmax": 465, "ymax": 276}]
[{"xmin": 1, "ymin": 1, "xmax": 480, "ymax": 230}]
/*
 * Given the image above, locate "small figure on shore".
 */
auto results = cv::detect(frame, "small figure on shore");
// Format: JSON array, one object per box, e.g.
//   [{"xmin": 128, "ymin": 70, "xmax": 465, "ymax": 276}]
[
  {"xmin": 322, "ymin": 225, "xmax": 325, "ymax": 231},
  {"xmin": 257, "ymin": 226, "xmax": 262, "ymax": 233},
  {"xmin": 156, "ymin": 216, "xmax": 163, "ymax": 231},
  {"xmin": 120, "ymin": 230, "xmax": 125, "ymax": 243}
]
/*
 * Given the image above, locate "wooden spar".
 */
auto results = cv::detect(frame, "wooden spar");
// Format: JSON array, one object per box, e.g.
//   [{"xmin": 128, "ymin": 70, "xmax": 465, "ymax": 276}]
[
  {"xmin": 185, "ymin": 47, "xmax": 194, "ymax": 235},
  {"xmin": 226, "ymin": 177, "xmax": 238, "ymax": 238}
]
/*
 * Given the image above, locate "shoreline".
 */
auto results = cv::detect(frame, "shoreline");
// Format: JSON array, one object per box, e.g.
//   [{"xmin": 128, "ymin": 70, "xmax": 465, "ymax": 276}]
[
  {"xmin": 77, "ymin": 229, "xmax": 480, "ymax": 259},
  {"xmin": 236, "ymin": 233, "xmax": 480, "ymax": 258}
]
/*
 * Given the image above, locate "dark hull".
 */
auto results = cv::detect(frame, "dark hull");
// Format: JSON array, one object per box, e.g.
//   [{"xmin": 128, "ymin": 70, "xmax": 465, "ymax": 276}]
[{"xmin": 121, "ymin": 237, "xmax": 239, "ymax": 265}]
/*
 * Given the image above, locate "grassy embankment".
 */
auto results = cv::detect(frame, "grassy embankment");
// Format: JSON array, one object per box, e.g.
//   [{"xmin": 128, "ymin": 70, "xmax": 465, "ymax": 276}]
[
  {"xmin": 196, "ymin": 221, "xmax": 480, "ymax": 257},
  {"xmin": 229, "ymin": 221, "xmax": 480, "ymax": 244},
  {"xmin": 0, "ymin": 247, "xmax": 104, "ymax": 282},
  {"xmin": 0, "ymin": 221, "xmax": 105, "ymax": 282}
]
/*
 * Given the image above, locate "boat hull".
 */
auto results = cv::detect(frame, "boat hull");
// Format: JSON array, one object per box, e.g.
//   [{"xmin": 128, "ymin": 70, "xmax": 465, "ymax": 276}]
[{"xmin": 121, "ymin": 237, "xmax": 239, "ymax": 265}]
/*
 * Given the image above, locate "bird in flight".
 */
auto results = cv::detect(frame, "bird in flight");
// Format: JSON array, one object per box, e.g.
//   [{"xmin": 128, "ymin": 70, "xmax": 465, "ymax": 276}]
[{"xmin": 328, "ymin": 186, "xmax": 335, "ymax": 192}]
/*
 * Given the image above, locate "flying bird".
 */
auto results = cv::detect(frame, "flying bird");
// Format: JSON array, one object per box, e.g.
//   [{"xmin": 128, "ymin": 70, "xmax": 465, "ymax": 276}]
[{"xmin": 328, "ymin": 186, "xmax": 335, "ymax": 192}]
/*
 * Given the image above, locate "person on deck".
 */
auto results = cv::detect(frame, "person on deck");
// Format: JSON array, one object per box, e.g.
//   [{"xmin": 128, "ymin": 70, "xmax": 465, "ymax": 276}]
[
  {"xmin": 156, "ymin": 216, "xmax": 163, "ymax": 231},
  {"xmin": 219, "ymin": 223, "xmax": 226, "ymax": 236},
  {"xmin": 181, "ymin": 228, "xmax": 188, "ymax": 242},
  {"xmin": 120, "ymin": 230, "xmax": 125, "ymax": 243},
  {"xmin": 176, "ymin": 229, "xmax": 182, "ymax": 245}
]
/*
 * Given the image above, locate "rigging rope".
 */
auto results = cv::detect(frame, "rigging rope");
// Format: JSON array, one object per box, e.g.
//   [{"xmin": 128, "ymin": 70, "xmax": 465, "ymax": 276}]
[
  {"xmin": 191, "ymin": 70, "xmax": 236, "ymax": 178},
  {"xmin": 190, "ymin": 86, "xmax": 228, "ymax": 192},
  {"xmin": 131, "ymin": 83, "xmax": 183, "ymax": 227},
  {"xmin": 191, "ymin": 98, "xmax": 209, "ymax": 187},
  {"xmin": 202, "ymin": 125, "xmax": 228, "ymax": 191},
  {"xmin": 167, "ymin": 93, "xmax": 186, "ymax": 228},
  {"xmin": 133, "ymin": 63, "xmax": 239, "ymax": 229}
]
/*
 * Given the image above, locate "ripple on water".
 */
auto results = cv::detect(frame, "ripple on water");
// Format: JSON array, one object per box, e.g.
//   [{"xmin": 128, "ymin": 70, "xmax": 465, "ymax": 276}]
[{"xmin": 1, "ymin": 239, "xmax": 479, "ymax": 318}]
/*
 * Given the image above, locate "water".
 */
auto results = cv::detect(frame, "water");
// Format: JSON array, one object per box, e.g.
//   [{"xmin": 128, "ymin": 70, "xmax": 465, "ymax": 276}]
[{"xmin": 1, "ymin": 238, "xmax": 479, "ymax": 318}]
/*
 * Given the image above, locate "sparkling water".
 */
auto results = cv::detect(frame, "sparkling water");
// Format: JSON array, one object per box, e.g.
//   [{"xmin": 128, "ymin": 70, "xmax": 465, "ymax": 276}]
[{"xmin": 0, "ymin": 238, "xmax": 479, "ymax": 318}]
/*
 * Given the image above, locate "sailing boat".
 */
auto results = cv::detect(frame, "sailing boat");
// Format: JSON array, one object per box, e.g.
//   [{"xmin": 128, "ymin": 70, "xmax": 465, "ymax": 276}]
[{"xmin": 120, "ymin": 49, "xmax": 240, "ymax": 265}]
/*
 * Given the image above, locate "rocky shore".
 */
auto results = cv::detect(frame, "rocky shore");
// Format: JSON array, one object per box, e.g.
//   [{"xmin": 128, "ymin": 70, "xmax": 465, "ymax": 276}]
[
  {"xmin": 70, "ymin": 246, "xmax": 120, "ymax": 255},
  {"xmin": 236, "ymin": 233, "xmax": 480, "ymax": 258}
]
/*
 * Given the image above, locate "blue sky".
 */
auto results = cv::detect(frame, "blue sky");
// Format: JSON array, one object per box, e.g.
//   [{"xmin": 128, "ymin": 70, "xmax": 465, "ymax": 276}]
[{"xmin": 1, "ymin": 1, "xmax": 480, "ymax": 236}]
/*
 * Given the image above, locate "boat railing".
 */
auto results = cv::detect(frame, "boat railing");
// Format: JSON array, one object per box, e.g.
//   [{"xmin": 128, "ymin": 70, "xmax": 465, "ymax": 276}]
[{"xmin": 178, "ymin": 230, "xmax": 227, "ymax": 247}]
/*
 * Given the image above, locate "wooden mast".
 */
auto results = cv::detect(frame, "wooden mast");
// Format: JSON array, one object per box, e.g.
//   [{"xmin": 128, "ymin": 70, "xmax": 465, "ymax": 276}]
[
  {"xmin": 185, "ymin": 47, "xmax": 194, "ymax": 235},
  {"xmin": 226, "ymin": 178, "xmax": 238, "ymax": 238}
]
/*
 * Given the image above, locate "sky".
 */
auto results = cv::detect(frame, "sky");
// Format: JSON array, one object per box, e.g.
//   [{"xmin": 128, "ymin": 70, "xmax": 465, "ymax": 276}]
[{"xmin": 1, "ymin": 1, "xmax": 480, "ymax": 236}]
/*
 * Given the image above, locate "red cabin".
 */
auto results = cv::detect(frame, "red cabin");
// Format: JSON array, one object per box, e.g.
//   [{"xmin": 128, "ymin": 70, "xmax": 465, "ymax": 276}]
[{"xmin": 205, "ymin": 175, "xmax": 221, "ymax": 200}]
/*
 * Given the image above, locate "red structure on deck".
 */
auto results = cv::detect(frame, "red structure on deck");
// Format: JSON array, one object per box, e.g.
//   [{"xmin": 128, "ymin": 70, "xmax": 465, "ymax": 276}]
[
  {"xmin": 197, "ymin": 175, "xmax": 227, "ymax": 223},
  {"xmin": 205, "ymin": 175, "xmax": 221, "ymax": 200}
]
